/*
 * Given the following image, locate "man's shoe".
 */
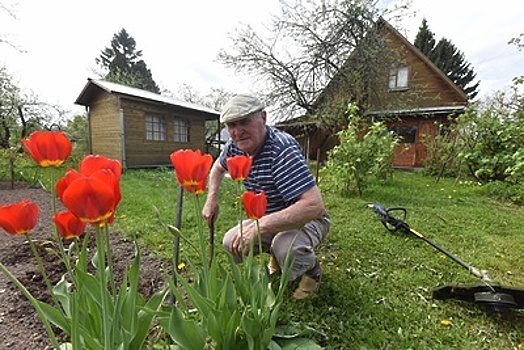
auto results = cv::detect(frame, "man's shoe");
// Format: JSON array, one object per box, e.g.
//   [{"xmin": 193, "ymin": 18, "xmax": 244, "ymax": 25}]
[
  {"xmin": 268, "ymin": 255, "xmax": 281, "ymax": 276},
  {"xmin": 292, "ymin": 275, "xmax": 320, "ymax": 300},
  {"xmin": 292, "ymin": 261, "xmax": 321, "ymax": 300}
]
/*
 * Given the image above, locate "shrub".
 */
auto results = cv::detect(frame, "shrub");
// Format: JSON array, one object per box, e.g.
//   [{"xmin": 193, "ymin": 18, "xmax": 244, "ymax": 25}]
[{"xmin": 320, "ymin": 104, "xmax": 399, "ymax": 196}]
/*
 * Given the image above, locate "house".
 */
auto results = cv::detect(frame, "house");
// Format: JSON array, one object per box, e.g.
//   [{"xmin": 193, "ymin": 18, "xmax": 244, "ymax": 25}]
[
  {"xmin": 75, "ymin": 79, "xmax": 219, "ymax": 168},
  {"xmin": 277, "ymin": 19, "xmax": 468, "ymax": 168}
]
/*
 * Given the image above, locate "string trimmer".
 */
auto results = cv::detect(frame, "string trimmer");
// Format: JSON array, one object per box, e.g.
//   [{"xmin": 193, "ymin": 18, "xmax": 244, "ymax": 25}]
[{"xmin": 368, "ymin": 204, "xmax": 524, "ymax": 313}]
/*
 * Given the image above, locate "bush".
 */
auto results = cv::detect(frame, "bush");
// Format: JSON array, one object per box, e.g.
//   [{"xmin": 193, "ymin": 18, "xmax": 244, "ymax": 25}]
[
  {"xmin": 320, "ymin": 104, "xmax": 399, "ymax": 196},
  {"xmin": 477, "ymin": 180, "xmax": 524, "ymax": 205}
]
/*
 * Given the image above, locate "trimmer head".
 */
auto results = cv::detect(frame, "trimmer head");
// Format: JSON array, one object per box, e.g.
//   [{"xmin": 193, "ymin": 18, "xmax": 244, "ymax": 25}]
[{"xmin": 433, "ymin": 282, "xmax": 524, "ymax": 313}]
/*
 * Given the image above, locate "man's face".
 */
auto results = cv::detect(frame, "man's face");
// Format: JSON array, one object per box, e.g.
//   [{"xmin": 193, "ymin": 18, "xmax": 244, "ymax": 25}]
[{"xmin": 225, "ymin": 111, "xmax": 267, "ymax": 155}]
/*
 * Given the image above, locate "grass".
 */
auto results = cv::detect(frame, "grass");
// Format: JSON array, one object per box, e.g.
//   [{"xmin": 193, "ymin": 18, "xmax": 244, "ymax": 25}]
[{"xmin": 92, "ymin": 168, "xmax": 524, "ymax": 349}]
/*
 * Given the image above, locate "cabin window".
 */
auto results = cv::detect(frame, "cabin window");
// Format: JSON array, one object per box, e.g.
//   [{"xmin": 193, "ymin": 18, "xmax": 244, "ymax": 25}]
[
  {"xmin": 388, "ymin": 66, "xmax": 409, "ymax": 90},
  {"xmin": 388, "ymin": 125, "xmax": 417, "ymax": 143},
  {"xmin": 146, "ymin": 115, "xmax": 166, "ymax": 141},
  {"xmin": 173, "ymin": 119, "xmax": 189, "ymax": 143}
]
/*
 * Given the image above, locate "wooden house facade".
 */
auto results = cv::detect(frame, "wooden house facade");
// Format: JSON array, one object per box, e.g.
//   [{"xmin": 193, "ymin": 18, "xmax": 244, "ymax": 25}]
[
  {"xmin": 277, "ymin": 19, "xmax": 468, "ymax": 168},
  {"xmin": 75, "ymin": 79, "xmax": 219, "ymax": 168}
]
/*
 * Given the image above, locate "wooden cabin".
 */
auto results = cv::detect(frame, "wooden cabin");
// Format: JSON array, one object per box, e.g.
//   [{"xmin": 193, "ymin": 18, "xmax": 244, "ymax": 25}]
[
  {"xmin": 75, "ymin": 79, "xmax": 219, "ymax": 168},
  {"xmin": 277, "ymin": 19, "xmax": 468, "ymax": 168}
]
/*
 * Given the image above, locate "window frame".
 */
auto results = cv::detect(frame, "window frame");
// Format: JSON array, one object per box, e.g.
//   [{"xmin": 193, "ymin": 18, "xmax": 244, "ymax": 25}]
[
  {"xmin": 173, "ymin": 118, "xmax": 190, "ymax": 143},
  {"xmin": 145, "ymin": 114, "xmax": 166, "ymax": 141},
  {"xmin": 388, "ymin": 66, "xmax": 409, "ymax": 91}
]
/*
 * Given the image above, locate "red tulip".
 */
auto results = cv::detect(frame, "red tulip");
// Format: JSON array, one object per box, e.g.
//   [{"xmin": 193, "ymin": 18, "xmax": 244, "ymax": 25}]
[
  {"xmin": 61, "ymin": 174, "xmax": 116, "ymax": 223},
  {"xmin": 22, "ymin": 131, "xmax": 72, "ymax": 167},
  {"xmin": 56, "ymin": 169, "xmax": 83, "ymax": 201},
  {"xmin": 0, "ymin": 200, "xmax": 39, "ymax": 235},
  {"xmin": 227, "ymin": 155, "xmax": 252, "ymax": 182},
  {"xmin": 79, "ymin": 155, "xmax": 122, "ymax": 180},
  {"xmin": 78, "ymin": 155, "xmax": 122, "ymax": 210},
  {"xmin": 53, "ymin": 211, "xmax": 86, "ymax": 239},
  {"xmin": 170, "ymin": 149, "xmax": 213, "ymax": 193},
  {"xmin": 242, "ymin": 191, "xmax": 267, "ymax": 220},
  {"xmin": 56, "ymin": 155, "xmax": 122, "ymax": 225}
]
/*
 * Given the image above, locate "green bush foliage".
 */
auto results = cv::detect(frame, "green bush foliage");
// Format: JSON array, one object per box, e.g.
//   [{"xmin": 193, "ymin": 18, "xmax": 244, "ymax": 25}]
[
  {"xmin": 320, "ymin": 104, "xmax": 399, "ymax": 196},
  {"xmin": 423, "ymin": 81, "xmax": 524, "ymax": 188}
]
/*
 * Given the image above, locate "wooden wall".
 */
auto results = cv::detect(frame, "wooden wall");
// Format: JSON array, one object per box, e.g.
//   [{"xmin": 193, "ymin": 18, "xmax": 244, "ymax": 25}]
[
  {"xmin": 121, "ymin": 99, "xmax": 208, "ymax": 167},
  {"xmin": 367, "ymin": 26, "xmax": 468, "ymax": 112},
  {"xmin": 387, "ymin": 115, "xmax": 445, "ymax": 168},
  {"xmin": 88, "ymin": 94, "xmax": 122, "ymax": 161},
  {"xmin": 88, "ymin": 91, "xmax": 210, "ymax": 168}
]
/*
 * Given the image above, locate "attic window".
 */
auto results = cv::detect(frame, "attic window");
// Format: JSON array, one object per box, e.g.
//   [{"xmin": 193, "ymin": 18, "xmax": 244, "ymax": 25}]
[
  {"xmin": 146, "ymin": 114, "xmax": 166, "ymax": 141},
  {"xmin": 388, "ymin": 66, "xmax": 409, "ymax": 90},
  {"xmin": 173, "ymin": 119, "xmax": 189, "ymax": 143}
]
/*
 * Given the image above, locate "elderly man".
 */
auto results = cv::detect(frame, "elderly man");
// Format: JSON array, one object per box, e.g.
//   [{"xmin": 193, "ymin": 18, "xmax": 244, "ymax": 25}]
[{"xmin": 202, "ymin": 94, "xmax": 330, "ymax": 299}]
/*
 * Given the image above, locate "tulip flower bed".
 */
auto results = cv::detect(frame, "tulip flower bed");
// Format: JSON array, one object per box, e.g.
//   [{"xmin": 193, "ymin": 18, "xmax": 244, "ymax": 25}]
[{"xmin": 0, "ymin": 182, "xmax": 168, "ymax": 349}]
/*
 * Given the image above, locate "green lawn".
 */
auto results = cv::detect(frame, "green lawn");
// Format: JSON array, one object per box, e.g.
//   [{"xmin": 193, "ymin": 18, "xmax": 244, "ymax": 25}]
[{"xmin": 116, "ymin": 168, "xmax": 524, "ymax": 349}]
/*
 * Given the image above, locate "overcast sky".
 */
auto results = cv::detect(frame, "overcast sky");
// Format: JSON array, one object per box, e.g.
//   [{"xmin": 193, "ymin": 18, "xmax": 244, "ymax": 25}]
[{"xmin": 1, "ymin": 0, "xmax": 523, "ymax": 119}]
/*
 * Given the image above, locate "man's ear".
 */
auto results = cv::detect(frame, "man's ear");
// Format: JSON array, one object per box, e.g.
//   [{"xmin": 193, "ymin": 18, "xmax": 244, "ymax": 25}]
[{"xmin": 261, "ymin": 110, "xmax": 267, "ymax": 123}]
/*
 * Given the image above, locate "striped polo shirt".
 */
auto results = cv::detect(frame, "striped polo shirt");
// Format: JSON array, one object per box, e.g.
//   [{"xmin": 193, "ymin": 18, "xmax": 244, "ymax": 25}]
[{"xmin": 219, "ymin": 126, "xmax": 316, "ymax": 214}]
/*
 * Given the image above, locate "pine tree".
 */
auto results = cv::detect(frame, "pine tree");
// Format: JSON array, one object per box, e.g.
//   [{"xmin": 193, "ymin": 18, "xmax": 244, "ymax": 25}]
[
  {"xmin": 413, "ymin": 19, "xmax": 435, "ymax": 57},
  {"xmin": 96, "ymin": 28, "xmax": 160, "ymax": 93},
  {"xmin": 414, "ymin": 19, "xmax": 479, "ymax": 99}
]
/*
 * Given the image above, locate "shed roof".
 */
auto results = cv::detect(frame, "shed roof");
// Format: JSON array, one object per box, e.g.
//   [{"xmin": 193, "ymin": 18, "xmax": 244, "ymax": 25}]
[{"xmin": 75, "ymin": 78, "xmax": 219, "ymax": 120}]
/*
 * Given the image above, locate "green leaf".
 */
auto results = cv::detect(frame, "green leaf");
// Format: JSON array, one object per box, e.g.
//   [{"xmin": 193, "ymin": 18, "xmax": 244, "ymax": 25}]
[{"xmin": 165, "ymin": 307, "xmax": 206, "ymax": 349}]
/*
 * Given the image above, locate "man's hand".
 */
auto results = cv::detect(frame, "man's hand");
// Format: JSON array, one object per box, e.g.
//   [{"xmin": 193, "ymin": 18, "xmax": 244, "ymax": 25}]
[
  {"xmin": 230, "ymin": 221, "xmax": 258, "ymax": 256},
  {"xmin": 202, "ymin": 199, "xmax": 219, "ymax": 228}
]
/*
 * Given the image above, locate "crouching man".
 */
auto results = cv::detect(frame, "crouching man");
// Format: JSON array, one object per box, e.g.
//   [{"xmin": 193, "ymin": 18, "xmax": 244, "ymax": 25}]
[{"xmin": 202, "ymin": 94, "xmax": 330, "ymax": 299}]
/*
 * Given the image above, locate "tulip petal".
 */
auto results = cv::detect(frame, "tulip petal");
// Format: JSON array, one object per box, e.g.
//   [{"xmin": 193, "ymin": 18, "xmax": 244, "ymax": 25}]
[
  {"xmin": 62, "ymin": 177, "xmax": 115, "ymax": 223},
  {"xmin": 170, "ymin": 149, "xmax": 213, "ymax": 192},
  {"xmin": 0, "ymin": 200, "xmax": 39, "ymax": 235},
  {"xmin": 242, "ymin": 190, "xmax": 267, "ymax": 220},
  {"xmin": 227, "ymin": 155, "xmax": 252, "ymax": 182},
  {"xmin": 79, "ymin": 154, "xmax": 122, "ymax": 179},
  {"xmin": 22, "ymin": 131, "xmax": 72, "ymax": 167},
  {"xmin": 53, "ymin": 211, "xmax": 86, "ymax": 239}
]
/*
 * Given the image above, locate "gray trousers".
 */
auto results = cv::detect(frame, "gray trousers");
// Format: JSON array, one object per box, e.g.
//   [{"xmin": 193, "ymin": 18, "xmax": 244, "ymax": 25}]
[{"xmin": 222, "ymin": 213, "xmax": 330, "ymax": 281}]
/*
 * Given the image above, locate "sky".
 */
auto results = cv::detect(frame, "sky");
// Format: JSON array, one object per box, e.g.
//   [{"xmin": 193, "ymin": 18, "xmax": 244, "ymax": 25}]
[{"xmin": 1, "ymin": 0, "xmax": 523, "ymax": 120}]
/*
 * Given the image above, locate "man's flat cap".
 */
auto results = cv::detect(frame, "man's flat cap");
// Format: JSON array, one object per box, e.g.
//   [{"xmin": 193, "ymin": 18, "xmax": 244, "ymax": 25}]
[{"xmin": 220, "ymin": 94, "xmax": 265, "ymax": 123}]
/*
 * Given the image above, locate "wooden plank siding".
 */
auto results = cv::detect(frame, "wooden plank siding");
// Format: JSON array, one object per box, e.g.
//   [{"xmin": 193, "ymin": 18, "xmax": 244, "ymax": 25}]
[
  {"xmin": 386, "ymin": 115, "xmax": 447, "ymax": 168},
  {"xmin": 367, "ymin": 26, "xmax": 467, "ymax": 112},
  {"xmin": 120, "ymin": 99, "xmax": 207, "ymax": 167},
  {"xmin": 88, "ymin": 94, "xmax": 123, "ymax": 161}
]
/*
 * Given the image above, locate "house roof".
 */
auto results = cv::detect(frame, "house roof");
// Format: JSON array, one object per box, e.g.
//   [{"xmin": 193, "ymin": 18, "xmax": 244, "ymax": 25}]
[
  {"xmin": 75, "ymin": 78, "xmax": 219, "ymax": 119},
  {"xmin": 378, "ymin": 19, "xmax": 468, "ymax": 102},
  {"xmin": 368, "ymin": 104, "xmax": 466, "ymax": 117}
]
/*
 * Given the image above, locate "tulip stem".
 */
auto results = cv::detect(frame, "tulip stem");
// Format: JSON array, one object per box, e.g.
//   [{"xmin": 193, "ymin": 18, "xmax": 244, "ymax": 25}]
[
  {"xmin": 236, "ymin": 182, "xmax": 245, "ymax": 257},
  {"xmin": 104, "ymin": 221, "xmax": 116, "ymax": 296},
  {"xmin": 192, "ymin": 195, "xmax": 209, "ymax": 283},
  {"xmin": 95, "ymin": 225, "xmax": 111, "ymax": 349},
  {"xmin": 49, "ymin": 167, "xmax": 76, "ymax": 285},
  {"xmin": 256, "ymin": 220, "xmax": 263, "ymax": 259},
  {"xmin": 25, "ymin": 233, "xmax": 61, "ymax": 309}
]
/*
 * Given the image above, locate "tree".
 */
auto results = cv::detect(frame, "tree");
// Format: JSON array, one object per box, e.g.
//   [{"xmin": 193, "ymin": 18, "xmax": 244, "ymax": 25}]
[
  {"xmin": 0, "ymin": 3, "xmax": 21, "ymax": 51},
  {"xmin": 414, "ymin": 19, "xmax": 480, "ymax": 99},
  {"xmin": 218, "ymin": 0, "xmax": 411, "ymax": 122},
  {"xmin": 96, "ymin": 28, "xmax": 160, "ymax": 93},
  {"xmin": 413, "ymin": 19, "xmax": 435, "ymax": 57}
]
